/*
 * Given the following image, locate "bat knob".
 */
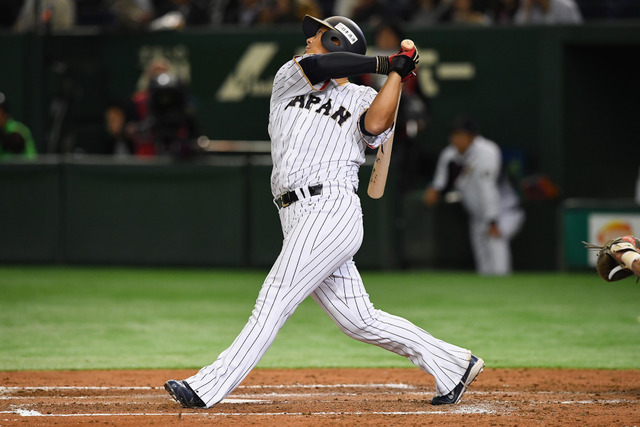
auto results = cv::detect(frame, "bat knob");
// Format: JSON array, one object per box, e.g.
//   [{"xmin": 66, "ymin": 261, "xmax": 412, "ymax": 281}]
[{"xmin": 401, "ymin": 39, "xmax": 415, "ymax": 51}]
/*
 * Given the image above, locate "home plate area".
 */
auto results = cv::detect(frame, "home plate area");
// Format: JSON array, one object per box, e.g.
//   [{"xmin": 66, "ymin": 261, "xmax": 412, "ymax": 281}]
[{"xmin": 1, "ymin": 368, "xmax": 639, "ymax": 425}]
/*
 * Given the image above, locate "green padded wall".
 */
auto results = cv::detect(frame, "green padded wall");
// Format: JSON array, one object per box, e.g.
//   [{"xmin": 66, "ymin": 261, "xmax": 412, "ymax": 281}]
[
  {"xmin": 62, "ymin": 159, "xmax": 247, "ymax": 266},
  {"xmin": 0, "ymin": 162, "xmax": 60, "ymax": 262}
]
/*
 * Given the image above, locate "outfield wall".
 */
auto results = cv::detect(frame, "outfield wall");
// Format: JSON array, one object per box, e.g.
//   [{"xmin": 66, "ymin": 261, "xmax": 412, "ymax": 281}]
[
  {"xmin": 1, "ymin": 157, "xmax": 560, "ymax": 270},
  {"xmin": 0, "ymin": 158, "xmax": 400, "ymax": 269}
]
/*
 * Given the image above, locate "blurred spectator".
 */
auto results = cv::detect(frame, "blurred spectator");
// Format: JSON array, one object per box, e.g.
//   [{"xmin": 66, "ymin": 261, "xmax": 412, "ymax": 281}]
[
  {"xmin": 359, "ymin": 22, "xmax": 432, "ymax": 192},
  {"xmin": 144, "ymin": 72, "xmax": 199, "ymax": 156},
  {"xmin": 316, "ymin": 0, "xmax": 336, "ymax": 16},
  {"xmin": 14, "ymin": 0, "xmax": 76, "ymax": 32},
  {"xmin": 103, "ymin": 99, "xmax": 137, "ymax": 156},
  {"xmin": 333, "ymin": 0, "xmax": 359, "ymax": 17},
  {"xmin": 111, "ymin": 0, "xmax": 155, "ymax": 30},
  {"xmin": 0, "ymin": 0, "xmax": 21, "ymax": 29},
  {"xmin": 489, "ymin": 0, "xmax": 519, "ymax": 23},
  {"xmin": 150, "ymin": 0, "xmax": 211, "ymax": 29},
  {"xmin": 129, "ymin": 58, "xmax": 199, "ymax": 157},
  {"xmin": 577, "ymin": 0, "xmax": 640, "ymax": 20},
  {"xmin": 259, "ymin": 0, "xmax": 323, "ymax": 24},
  {"xmin": 514, "ymin": 0, "xmax": 583, "ymax": 24},
  {"xmin": 409, "ymin": 0, "xmax": 452, "ymax": 25},
  {"xmin": 386, "ymin": 0, "xmax": 413, "ymax": 20},
  {"xmin": 351, "ymin": 0, "xmax": 391, "ymax": 25},
  {"xmin": 0, "ymin": 92, "xmax": 37, "ymax": 161},
  {"xmin": 75, "ymin": 0, "xmax": 115, "ymax": 27},
  {"xmin": 423, "ymin": 115, "xmax": 524, "ymax": 276},
  {"xmin": 441, "ymin": 0, "xmax": 492, "ymax": 25},
  {"xmin": 214, "ymin": 0, "xmax": 264, "ymax": 26}
]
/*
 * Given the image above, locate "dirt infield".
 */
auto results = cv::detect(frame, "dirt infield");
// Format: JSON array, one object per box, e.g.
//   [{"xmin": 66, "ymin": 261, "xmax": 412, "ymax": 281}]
[{"xmin": 1, "ymin": 368, "xmax": 639, "ymax": 426}]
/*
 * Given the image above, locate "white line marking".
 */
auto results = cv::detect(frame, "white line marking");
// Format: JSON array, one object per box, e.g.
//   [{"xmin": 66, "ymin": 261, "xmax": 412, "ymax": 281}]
[
  {"xmin": 14, "ymin": 409, "xmax": 43, "ymax": 416},
  {"xmin": 0, "ymin": 383, "xmax": 412, "ymax": 392},
  {"xmin": 0, "ymin": 396, "xmax": 268, "ymax": 404},
  {"xmin": 238, "ymin": 383, "xmax": 413, "ymax": 389},
  {"xmin": 0, "ymin": 386, "xmax": 153, "ymax": 391},
  {"xmin": 0, "ymin": 409, "xmax": 497, "ymax": 417},
  {"xmin": 559, "ymin": 400, "xmax": 625, "ymax": 405},
  {"xmin": 223, "ymin": 398, "xmax": 269, "ymax": 404}
]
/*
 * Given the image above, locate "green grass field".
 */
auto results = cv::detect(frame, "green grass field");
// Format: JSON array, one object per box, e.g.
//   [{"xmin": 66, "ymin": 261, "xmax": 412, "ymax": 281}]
[{"xmin": 1, "ymin": 266, "xmax": 639, "ymax": 371}]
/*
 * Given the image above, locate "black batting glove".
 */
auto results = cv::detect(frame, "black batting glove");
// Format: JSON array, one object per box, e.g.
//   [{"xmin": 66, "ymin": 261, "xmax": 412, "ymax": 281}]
[
  {"xmin": 376, "ymin": 46, "xmax": 419, "ymax": 81},
  {"xmin": 390, "ymin": 55, "xmax": 416, "ymax": 81}
]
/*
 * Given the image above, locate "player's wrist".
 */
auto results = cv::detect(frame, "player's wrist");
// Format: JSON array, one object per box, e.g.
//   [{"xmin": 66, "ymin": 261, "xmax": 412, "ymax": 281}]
[
  {"xmin": 376, "ymin": 56, "xmax": 390, "ymax": 75},
  {"xmin": 620, "ymin": 251, "xmax": 640, "ymax": 270}
]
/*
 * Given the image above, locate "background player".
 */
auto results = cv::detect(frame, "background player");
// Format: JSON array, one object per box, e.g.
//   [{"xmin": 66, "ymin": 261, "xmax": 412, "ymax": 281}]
[
  {"xmin": 424, "ymin": 115, "xmax": 524, "ymax": 275},
  {"xmin": 165, "ymin": 15, "xmax": 483, "ymax": 409}
]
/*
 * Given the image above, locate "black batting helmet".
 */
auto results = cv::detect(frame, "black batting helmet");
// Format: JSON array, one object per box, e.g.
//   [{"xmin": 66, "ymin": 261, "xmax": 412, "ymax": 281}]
[{"xmin": 303, "ymin": 15, "xmax": 367, "ymax": 55}]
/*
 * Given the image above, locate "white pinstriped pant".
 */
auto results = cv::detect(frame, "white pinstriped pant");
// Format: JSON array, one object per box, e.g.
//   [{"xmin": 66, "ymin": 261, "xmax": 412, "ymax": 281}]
[
  {"xmin": 186, "ymin": 184, "xmax": 471, "ymax": 408},
  {"xmin": 469, "ymin": 208, "xmax": 525, "ymax": 276}
]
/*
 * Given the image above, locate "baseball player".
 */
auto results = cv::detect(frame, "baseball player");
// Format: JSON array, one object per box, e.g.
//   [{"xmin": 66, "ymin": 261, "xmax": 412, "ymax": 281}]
[
  {"xmin": 165, "ymin": 15, "xmax": 483, "ymax": 409},
  {"xmin": 424, "ymin": 116, "xmax": 524, "ymax": 275}
]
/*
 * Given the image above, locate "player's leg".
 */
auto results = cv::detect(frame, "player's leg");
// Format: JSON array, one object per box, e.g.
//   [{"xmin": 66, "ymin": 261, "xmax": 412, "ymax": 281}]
[
  {"xmin": 498, "ymin": 208, "xmax": 525, "ymax": 241},
  {"xmin": 486, "ymin": 235, "xmax": 510, "ymax": 275},
  {"xmin": 486, "ymin": 209, "xmax": 525, "ymax": 275},
  {"xmin": 181, "ymin": 192, "xmax": 364, "ymax": 407},
  {"xmin": 311, "ymin": 261, "xmax": 471, "ymax": 396},
  {"xmin": 469, "ymin": 218, "xmax": 492, "ymax": 274}
]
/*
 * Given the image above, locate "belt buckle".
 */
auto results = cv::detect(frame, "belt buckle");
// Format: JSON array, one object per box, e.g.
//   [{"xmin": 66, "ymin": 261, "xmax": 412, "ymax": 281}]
[{"xmin": 277, "ymin": 192, "xmax": 291, "ymax": 209}]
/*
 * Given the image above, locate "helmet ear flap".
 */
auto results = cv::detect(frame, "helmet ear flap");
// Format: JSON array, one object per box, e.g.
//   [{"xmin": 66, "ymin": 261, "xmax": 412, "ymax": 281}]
[{"xmin": 321, "ymin": 29, "xmax": 344, "ymax": 53}]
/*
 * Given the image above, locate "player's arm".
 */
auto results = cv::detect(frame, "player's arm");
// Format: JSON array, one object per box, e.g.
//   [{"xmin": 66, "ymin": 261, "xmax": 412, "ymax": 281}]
[
  {"xmin": 299, "ymin": 51, "xmax": 415, "ymax": 85},
  {"xmin": 613, "ymin": 250, "xmax": 640, "ymax": 277},
  {"xmin": 363, "ymin": 48, "xmax": 418, "ymax": 135},
  {"xmin": 298, "ymin": 53, "xmax": 380, "ymax": 84},
  {"xmin": 363, "ymin": 72, "xmax": 403, "ymax": 135},
  {"xmin": 423, "ymin": 149, "xmax": 453, "ymax": 206}
]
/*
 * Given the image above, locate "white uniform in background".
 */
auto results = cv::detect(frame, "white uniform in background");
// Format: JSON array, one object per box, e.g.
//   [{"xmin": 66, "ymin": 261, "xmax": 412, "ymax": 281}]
[
  {"xmin": 432, "ymin": 135, "xmax": 524, "ymax": 275},
  {"xmin": 514, "ymin": 0, "xmax": 583, "ymax": 24}
]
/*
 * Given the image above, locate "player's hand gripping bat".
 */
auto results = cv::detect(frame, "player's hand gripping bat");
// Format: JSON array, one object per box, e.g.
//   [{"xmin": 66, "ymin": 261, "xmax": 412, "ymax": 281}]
[{"xmin": 367, "ymin": 39, "xmax": 416, "ymax": 199}]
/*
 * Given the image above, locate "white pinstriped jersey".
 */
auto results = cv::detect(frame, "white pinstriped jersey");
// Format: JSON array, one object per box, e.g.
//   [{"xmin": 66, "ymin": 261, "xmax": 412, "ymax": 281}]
[
  {"xmin": 183, "ymin": 53, "xmax": 476, "ymax": 407},
  {"xmin": 268, "ymin": 54, "xmax": 392, "ymax": 197}
]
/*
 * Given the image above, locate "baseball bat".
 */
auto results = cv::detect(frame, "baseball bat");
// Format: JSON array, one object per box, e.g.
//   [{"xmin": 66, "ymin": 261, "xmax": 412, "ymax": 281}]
[{"xmin": 367, "ymin": 39, "xmax": 415, "ymax": 199}]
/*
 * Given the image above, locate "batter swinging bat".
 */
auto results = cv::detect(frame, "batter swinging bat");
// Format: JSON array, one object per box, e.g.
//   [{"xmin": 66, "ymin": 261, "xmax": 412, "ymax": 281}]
[{"xmin": 367, "ymin": 39, "xmax": 415, "ymax": 199}]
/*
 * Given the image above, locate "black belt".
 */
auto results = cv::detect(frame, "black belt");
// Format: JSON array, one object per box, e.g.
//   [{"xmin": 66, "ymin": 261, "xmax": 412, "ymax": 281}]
[{"xmin": 275, "ymin": 184, "xmax": 323, "ymax": 209}]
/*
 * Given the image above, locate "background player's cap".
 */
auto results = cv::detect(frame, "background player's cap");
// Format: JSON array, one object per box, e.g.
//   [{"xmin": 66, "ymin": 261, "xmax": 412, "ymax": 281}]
[
  {"xmin": 303, "ymin": 15, "xmax": 367, "ymax": 55},
  {"xmin": 448, "ymin": 115, "xmax": 479, "ymax": 135}
]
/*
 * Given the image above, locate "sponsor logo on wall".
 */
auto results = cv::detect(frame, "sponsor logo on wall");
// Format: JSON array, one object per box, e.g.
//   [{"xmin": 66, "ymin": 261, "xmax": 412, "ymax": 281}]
[{"xmin": 588, "ymin": 214, "xmax": 640, "ymax": 266}]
